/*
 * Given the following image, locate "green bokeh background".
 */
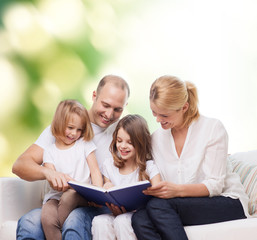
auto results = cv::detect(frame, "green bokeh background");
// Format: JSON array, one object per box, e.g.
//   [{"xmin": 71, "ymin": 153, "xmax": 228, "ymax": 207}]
[
  {"xmin": 1, "ymin": 0, "xmax": 257, "ymax": 177},
  {"xmin": 0, "ymin": 0, "xmax": 144, "ymax": 177}
]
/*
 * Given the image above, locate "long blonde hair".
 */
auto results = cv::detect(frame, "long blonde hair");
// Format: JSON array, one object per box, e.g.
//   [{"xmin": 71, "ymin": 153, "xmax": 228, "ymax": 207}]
[
  {"xmin": 150, "ymin": 75, "xmax": 200, "ymax": 128},
  {"xmin": 110, "ymin": 114, "xmax": 152, "ymax": 181},
  {"xmin": 51, "ymin": 99, "xmax": 94, "ymax": 142}
]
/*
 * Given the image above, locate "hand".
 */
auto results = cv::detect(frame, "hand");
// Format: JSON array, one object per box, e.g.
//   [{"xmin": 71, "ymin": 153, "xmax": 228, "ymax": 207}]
[
  {"xmin": 43, "ymin": 168, "xmax": 71, "ymax": 192},
  {"xmin": 106, "ymin": 203, "xmax": 126, "ymax": 216},
  {"xmin": 143, "ymin": 181, "xmax": 180, "ymax": 199},
  {"xmin": 103, "ymin": 182, "xmax": 114, "ymax": 189},
  {"xmin": 87, "ymin": 201, "xmax": 102, "ymax": 208}
]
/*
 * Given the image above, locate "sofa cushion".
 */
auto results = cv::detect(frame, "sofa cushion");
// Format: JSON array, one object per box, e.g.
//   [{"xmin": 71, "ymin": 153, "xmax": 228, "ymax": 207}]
[{"xmin": 229, "ymin": 150, "xmax": 257, "ymax": 216}]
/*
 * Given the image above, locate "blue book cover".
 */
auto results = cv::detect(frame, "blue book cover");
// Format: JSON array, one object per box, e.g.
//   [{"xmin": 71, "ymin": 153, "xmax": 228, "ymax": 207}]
[{"xmin": 68, "ymin": 180, "xmax": 152, "ymax": 211}]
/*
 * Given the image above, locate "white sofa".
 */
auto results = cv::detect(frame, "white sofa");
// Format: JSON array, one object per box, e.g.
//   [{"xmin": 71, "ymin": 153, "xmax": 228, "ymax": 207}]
[{"xmin": 1, "ymin": 150, "xmax": 257, "ymax": 240}]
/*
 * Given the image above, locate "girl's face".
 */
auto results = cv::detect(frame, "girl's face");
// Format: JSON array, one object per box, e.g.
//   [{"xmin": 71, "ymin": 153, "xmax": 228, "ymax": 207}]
[
  {"xmin": 116, "ymin": 127, "xmax": 136, "ymax": 162},
  {"xmin": 60, "ymin": 113, "xmax": 83, "ymax": 146},
  {"xmin": 150, "ymin": 101, "xmax": 185, "ymax": 130}
]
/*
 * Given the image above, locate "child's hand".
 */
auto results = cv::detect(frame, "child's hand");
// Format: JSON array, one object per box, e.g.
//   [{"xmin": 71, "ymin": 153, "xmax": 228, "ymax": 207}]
[
  {"xmin": 103, "ymin": 182, "xmax": 114, "ymax": 189},
  {"xmin": 106, "ymin": 203, "xmax": 126, "ymax": 216}
]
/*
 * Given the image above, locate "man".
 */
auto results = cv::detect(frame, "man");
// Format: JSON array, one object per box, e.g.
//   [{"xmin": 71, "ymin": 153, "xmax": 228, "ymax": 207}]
[{"xmin": 12, "ymin": 75, "xmax": 130, "ymax": 240}]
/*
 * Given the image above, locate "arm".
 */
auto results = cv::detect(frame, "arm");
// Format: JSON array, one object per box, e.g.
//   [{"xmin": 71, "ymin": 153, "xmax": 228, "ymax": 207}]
[
  {"xmin": 87, "ymin": 152, "xmax": 103, "ymax": 187},
  {"xmin": 144, "ymin": 181, "xmax": 209, "ymax": 198},
  {"xmin": 103, "ymin": 176, "xmax": 114, "ymax": 189},
  {"xmin": 12, "ymin": 144, "xmax": 70, "ymax": 191},
  {"xmin": 149, "ymin": 173, "xmax": 162, "ymax": 186}
]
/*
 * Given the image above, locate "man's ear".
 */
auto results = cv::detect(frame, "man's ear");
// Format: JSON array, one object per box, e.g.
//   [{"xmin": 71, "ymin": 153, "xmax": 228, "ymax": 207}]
[
  {"xmin": 182, "ymin": 102, "xmax": 189, "ymax": 113},
  {"xmin": 92, "ymin": 90, "xmax": 97, "ymax": 101}
]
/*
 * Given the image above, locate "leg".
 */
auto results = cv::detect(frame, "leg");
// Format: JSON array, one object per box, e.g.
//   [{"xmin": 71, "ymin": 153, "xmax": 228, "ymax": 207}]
[
  {"xmin": 41, "ymin": 199, "xmax": 62, "ymax": 240},
  {"xmin": 131, "ymin": 208, "xmax": 161, "ymax": 240},
  {"xmin": 58, "ymin": 189, "xmax": 88, "ymax": 227},
  {"xmin": 147, "ymin": 196, "xmax": 246, "ymax": 240},
  {"xmin": 62, "ymin": 206, "xmax": 111, "ymax": 240},
  {"xmin": 16, "ymin": 208, "xmax": 45, "ymax": 240},
  {"xmin": 91, "ymin": 214, "xmax": 115, "ymax": 240},
  {"xmin": 114, "ymin": 212, "xmax": 137, "ymax": 240}
]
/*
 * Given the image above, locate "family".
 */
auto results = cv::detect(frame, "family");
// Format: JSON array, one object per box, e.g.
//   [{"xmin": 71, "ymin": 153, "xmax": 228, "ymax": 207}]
[{"xmin": 12, "ymin": 74, "xmax": 249, "ymax": 240}]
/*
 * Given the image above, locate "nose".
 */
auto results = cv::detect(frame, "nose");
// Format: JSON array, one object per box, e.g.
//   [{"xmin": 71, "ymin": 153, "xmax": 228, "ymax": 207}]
[
  {"xmin": 105, "ymin": 108, "xmax": 114, "ymax": 119},
  {"xmin": 71, "ymin": 129, "xmax": 77, "ymax": 135},
  {"xmin": 120, "ymin": 141, "xmax": 127, "ymax": 149},
  {"xmin": 156, "ymin": 115, "xmax": 162, "ymax": 123}
]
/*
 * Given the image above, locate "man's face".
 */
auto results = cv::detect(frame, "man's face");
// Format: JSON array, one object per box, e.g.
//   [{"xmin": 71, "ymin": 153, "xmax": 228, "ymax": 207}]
[{"xmin": 90, "ymin": 83, "xmax": 128, "ymax": 128}]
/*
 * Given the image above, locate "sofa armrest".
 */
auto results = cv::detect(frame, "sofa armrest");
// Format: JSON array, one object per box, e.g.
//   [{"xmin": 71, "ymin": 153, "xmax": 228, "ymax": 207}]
[{"xmin": 0, "ymin": 177, "xmax": 46, "ymax": 225}]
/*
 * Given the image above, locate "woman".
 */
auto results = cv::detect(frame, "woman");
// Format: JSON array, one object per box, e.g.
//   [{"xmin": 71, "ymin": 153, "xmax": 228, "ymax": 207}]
[{"xmin": 131, "ymin": 75, "xmax": 249, "ymax": 240}]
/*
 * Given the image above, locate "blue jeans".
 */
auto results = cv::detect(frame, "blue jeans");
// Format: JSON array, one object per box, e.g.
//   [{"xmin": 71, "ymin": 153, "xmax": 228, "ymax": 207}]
[
  {"xmin": 132, "ymin": 196, "xmax": 246, "ymax": 240},
  {"xmin": 17, "ymin": 206, "xmax": 110, "ymax": 240}
]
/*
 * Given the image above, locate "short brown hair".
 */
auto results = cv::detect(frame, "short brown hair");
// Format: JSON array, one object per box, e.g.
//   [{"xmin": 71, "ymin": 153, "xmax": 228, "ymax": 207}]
[
  {"xmin": 96, "ymin": 75, "xmax": 130, "ymax": 98},
  {"xmin": 150, "ymin": 75, "xmax": 200, "ymax": 127},
  {"xmin": 51, "ymin": 99, "xmax": 93, "ymax": 142},
  {"xmin": 110, "ymin": 114, "xmax": 152, "ymax": 181}
]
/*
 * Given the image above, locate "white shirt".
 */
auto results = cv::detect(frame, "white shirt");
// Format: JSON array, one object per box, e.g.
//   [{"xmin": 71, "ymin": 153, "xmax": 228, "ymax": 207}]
[
  {"xmin": 102, "ymin": 158, "xmax": 160, "ymax": 186},
  {"xmin": 35, "ymin": 122, "xmax": 117, "ymax": 171},
  {"xmin": 152, "ymin": 115, "xmax": 250, "ymax": 217},
  {"xmin": 42, "ymin": 138, "xmax": 96, "ymax": 203}
]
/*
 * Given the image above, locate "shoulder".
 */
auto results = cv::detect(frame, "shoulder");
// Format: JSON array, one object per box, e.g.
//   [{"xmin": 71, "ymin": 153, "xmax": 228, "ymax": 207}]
[
  {"xmin": 103, "ymin": 157, "xmax": 115, "ymax": 167},
  {"xmin": 193, "ymin": 115, "xmax": 226, "ymax": 132},
  {"xmin": 35, "ymin": 126, "xmax": 55, "ymax": 149}
]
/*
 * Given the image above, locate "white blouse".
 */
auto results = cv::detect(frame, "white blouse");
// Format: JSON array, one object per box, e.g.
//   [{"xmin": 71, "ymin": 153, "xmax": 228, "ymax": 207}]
[{"xmin": 152, "ymin": 115, "xmax": 250, "ymax": 217}]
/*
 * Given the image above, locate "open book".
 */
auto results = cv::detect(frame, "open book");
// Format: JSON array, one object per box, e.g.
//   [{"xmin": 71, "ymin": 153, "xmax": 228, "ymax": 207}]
[{"xmin": 68, "ymin": 180, "xmax": 152, "ymax": 211}]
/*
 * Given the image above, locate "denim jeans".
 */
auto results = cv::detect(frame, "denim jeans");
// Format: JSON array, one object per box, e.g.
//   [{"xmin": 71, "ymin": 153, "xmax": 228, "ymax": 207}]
[
  {"xmin": 132, "ymin": 196, "xmax": 246, "ymax": 240},
  {"xmin": 17, "ymin": 206, "xmax": 110, "ymax": 240}
]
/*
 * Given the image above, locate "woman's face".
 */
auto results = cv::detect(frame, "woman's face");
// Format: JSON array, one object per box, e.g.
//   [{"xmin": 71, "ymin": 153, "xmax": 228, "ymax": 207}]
[{"xmin": 150, "ymin": 101, "xmax": 185, "ymax": 130}]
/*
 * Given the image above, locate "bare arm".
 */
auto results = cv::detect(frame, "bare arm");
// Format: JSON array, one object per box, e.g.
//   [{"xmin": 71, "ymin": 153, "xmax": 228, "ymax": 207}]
[
  {"xmin": 144, "ymin": 181, "xmax": 209, "ymax": 199},
  {"xmin": 12, "ymin": 144, "xmax": 71, "ymax": 191},
  {"xmin": 86, "ymin": 152, "xmax": 103, "ymax": 187},
  {"xmin": 12, "ymin": 144, "xmax": 47, "ymax": 181},
  {"xmin": 149, "ymin": 173, "xmax": 162, "ymax": 186}
]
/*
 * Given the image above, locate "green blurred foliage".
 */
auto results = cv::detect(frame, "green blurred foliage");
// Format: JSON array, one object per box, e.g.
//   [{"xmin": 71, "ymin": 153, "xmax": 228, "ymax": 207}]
[{"xmin": 0, "ymin": 0, "xmax": 140, "ymax": 176}]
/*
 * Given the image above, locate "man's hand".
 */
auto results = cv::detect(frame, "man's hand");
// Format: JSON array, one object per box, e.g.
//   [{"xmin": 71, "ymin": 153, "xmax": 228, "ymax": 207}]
[{"xmin": 43, "ymin": 167, "xmax": 71, "ymax": 192}]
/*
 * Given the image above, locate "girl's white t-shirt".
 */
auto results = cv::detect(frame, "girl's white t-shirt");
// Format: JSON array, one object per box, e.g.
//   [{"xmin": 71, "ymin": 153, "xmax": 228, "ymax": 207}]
[
  {"xmin": 102, "ymin": 158, "xmax": 159, "ymax": 186},
  {"xmin": 43, "ymin": 138, "xmax": 96, "ymax": 203},
  {"xmin": 35, "ymin": 122, "xmax": 117, "ymax": 171},
  {"xmin": 151, "ymin": 115, "xmax": 250, "ymax": 217}
]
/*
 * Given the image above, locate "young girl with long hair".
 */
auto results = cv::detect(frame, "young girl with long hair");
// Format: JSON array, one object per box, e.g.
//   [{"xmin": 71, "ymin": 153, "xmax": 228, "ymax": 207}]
[
  {"xmin": 91, "ymin": 114, "xmax": 161, "ymax": 240},
  {"xmin": 41, "ymin": 99, "xmax": 103, "ymax": 240}
]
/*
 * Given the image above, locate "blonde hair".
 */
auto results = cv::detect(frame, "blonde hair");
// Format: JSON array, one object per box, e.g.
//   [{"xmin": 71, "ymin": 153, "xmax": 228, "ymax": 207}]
[
  {"xmin": 110, "ymin": 114, "xmax": 152, "ymax": 181},
  {"xmin": 150, "ymin": 75, "xmax": 200, "ymax": 127},
  {"xmin": 51, "ymin": 99, "xmax": 93, "ymax": 142}
]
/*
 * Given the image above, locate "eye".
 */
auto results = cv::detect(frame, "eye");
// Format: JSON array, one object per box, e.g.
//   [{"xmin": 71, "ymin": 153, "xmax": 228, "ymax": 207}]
[{"xmin": 114, "ymin": 108, "xmax": 123, "ymax": 113}]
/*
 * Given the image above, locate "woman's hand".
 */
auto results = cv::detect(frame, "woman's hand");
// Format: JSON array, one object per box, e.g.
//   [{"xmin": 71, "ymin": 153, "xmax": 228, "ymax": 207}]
[
  {"xmin": 143, "ymin": 181, "xmax": 181, "ymax": 199},
  {"xmin": 106, "ymin": 203, "xmax": 126, "ymax": 216}
]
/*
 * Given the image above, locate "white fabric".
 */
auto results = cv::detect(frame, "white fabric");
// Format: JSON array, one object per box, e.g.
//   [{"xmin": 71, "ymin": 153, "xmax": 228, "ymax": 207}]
[
  {"xmin": 152, "ymin": 115, "xmax": 250, "ymax": 217},
  {"xmin": 0, "ymin": 178, "xmax": 46, "ymax": 240},
  {"xmin": 42, "ymin": 138, "xmax": 96, "ymax": 203},
  {"xmin": 92, "ymin": 158, "xmax": 159, "ymax": 239},
  {"xmin": 92, "ymin": 213, "xmax": 136, "ymax": 240},
  {"xmin": 102, "ymin": 158, "xmax": 159, "ymax": 185},
  {"xmin": 185, "ymin": 218, "xmax": 257, "ymax": 240},
  {"xmin": 1, "ymin": 175, "xmax": 257, "ymax": 240},
  {"xmin": 35, "ymin": 122, "xmax": 117, "ymax": 171}
]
